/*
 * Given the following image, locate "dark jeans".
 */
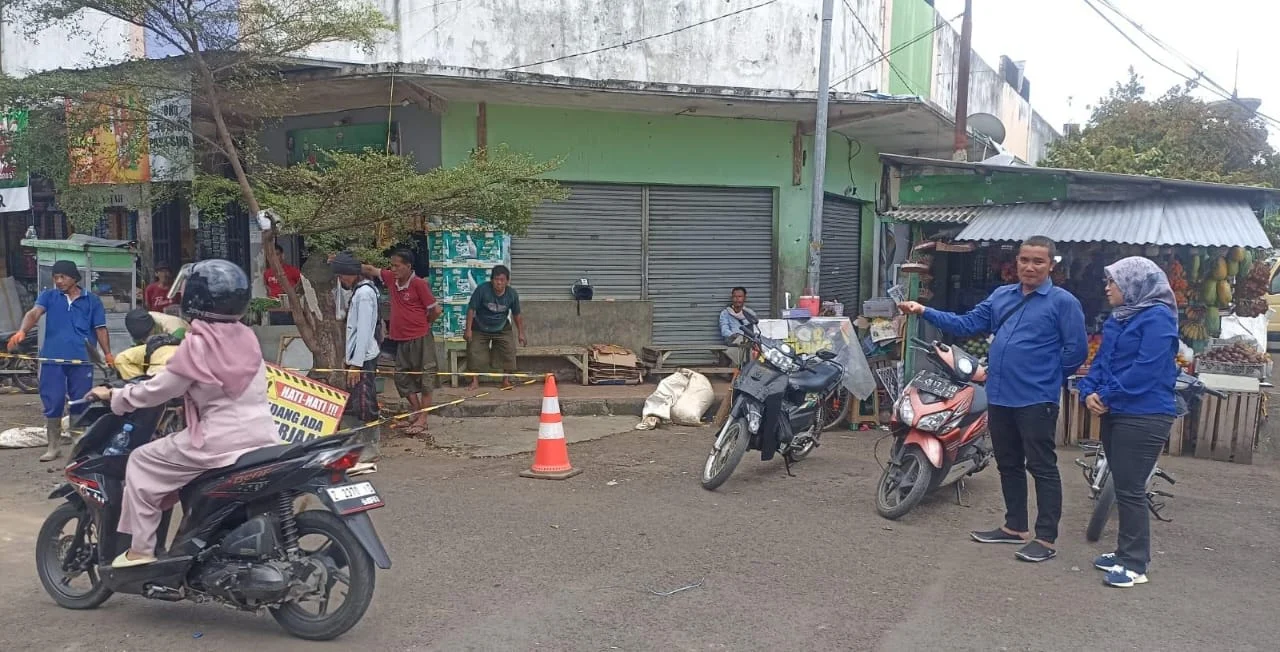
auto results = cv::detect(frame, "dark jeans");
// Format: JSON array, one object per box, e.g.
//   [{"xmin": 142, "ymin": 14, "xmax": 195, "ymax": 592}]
[
  {"xmin": 988, "ymin": 403, "xmax": 1062, "ymax": 543},
  {"xmin": 1100, "ymin": 413, "xmax": 1173, "ymax": 574},
  {"xmin": 345, "ymin": 356, "xmax": 382, "ymax": 423}
]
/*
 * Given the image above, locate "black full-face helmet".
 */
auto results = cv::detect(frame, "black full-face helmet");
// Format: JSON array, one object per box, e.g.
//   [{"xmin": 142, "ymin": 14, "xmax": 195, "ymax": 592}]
[{"xmin": 181, "ymin": 259, "xmax": 251, "ymax": 323}]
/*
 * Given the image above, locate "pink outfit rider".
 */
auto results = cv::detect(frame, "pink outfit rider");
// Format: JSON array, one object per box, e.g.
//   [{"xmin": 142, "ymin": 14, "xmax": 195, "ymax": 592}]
[{"xmin": 110, "ymin": 320, "xmax": 279, "ymax": 559}]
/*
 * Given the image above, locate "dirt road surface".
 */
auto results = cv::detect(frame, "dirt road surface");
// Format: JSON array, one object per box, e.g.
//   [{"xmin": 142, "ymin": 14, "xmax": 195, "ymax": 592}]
[{"xmin": 1, "ymin": 395, "xmax": 1277, "ymax": 650}]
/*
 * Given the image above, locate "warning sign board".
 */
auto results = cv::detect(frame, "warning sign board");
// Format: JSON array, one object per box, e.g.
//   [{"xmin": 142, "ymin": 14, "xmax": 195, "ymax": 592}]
[{"xmin": 265, "ymin": 364, "xmax": 348, "ymax": 443}]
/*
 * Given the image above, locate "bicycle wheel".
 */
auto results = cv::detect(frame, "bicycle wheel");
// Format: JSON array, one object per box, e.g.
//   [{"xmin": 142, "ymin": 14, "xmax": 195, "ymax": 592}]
[{"xmin": 1086, "ymin": 476, "xmax": 1116, "ymax": 543}]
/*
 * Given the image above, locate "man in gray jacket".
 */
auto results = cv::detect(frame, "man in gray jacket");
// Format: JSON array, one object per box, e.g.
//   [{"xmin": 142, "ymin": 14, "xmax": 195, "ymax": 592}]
[{"xmin": 332, "ymin": 253, "xmax": 383, "ymax": 451}]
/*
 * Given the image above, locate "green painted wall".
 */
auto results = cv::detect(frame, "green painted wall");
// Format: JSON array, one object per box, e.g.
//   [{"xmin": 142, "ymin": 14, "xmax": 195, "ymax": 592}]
[
  {"xmin": 889, "ymin": 0, "xmax": 936, "ymax": 98},
  {"xmin": 898, "ymin": 171, "xmax": 1069, "ymax": 205},
  {"xmin": 441, "ymin": 103, "xmax": 882, "ymax": 301}
]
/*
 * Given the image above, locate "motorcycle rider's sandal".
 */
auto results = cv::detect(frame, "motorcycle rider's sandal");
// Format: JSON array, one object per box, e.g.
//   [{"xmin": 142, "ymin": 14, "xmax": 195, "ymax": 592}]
[
  {"xmin": 969, "ymin": 527, "xmax": 1028, "ymax": 544},
  {"xmin": 112, "ymin": 551, "xmax": 158, "ymax": 568},
  {"xmin": 1014, "ymin": 540, "xmax": 1057, "ymax": 563}
]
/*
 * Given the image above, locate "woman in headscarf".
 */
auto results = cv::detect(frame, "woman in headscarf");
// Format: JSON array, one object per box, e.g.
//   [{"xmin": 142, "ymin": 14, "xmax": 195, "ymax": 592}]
[
  {"xmin": 1077, "ymin": 256, "xmax": 1179, "ymax": 589},
  {"xmin": 85, "ymin": 259, "xmax": 280, "ymax": 568}
]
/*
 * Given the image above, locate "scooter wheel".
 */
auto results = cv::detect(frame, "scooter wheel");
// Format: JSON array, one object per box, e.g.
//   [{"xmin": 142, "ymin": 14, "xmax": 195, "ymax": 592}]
[
  {"xmin": 36, "ymin": 502, "xmax": 113, "ymax": 609},
  {"xmin": 875, "ymin": 446, "xmax": 933, "ymax": 520},
  {"xmin": 270, "ymin": 510, "xmax": 376, "ymax": 640},
  {"xmin": 701, "ymin": 418, "xmax": 749, "ymax": 491}
]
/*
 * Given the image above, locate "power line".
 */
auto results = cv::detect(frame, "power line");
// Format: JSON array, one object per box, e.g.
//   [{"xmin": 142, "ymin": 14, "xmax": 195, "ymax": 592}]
[
  {"xmin": 1093, "ymin": 0, "xmax": 1234, "ymax": 99},
  {"xmin": 506, "ymin": 0, "xmax": 780, "ymax": 71},
  {"xmin": 829, "ymin": 14, "xmax": 956, "ymax": 90},
  {"xmin": 1080, "ymin": 0, "xmax": 1280, "ymax": 131},
  {"xmin": 843, "ymin": 0, "xmax": 920, "ymax": 96}
]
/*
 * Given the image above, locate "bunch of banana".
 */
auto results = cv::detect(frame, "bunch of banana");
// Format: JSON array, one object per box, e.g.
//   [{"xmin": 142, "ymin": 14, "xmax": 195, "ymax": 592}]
[{"xmin": 1181, "ymin": 321, "xmax": 1208, "ymax": 341}]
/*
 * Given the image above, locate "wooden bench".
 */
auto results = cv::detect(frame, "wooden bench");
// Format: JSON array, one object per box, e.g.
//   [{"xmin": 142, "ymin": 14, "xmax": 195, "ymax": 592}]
[
  {"xmin": 448, "ymin": 344, "xmax": 590, "ymax": 387},
  {"xmin": 641, "ymin": 344, "xmax": 735, "ymax": 378}
]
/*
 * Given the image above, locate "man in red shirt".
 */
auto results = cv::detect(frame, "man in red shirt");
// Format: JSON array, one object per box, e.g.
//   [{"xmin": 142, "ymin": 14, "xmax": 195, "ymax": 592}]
[
  {"xmin": 264, "ymin": 243, "xmax": 303, "ymax": 298},
  {"xmin": 361, "ymin": 249, "xmax": 441, "ymax": 436},
  {"xmin": 143, "ymin": 264, "xmax": 181, "ymax": 313}
]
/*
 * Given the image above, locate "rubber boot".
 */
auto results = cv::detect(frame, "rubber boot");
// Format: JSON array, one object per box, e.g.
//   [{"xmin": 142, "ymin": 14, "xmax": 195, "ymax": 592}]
[{"xmin": 40, "ymin": 418, "xmax": 62, "ymax": 463}]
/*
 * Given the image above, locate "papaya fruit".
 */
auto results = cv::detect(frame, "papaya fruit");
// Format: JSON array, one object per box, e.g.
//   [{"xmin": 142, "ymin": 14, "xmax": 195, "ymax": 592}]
[
  {"xmin": 1242, "ymin": 249, "xmax": 1254, "ymax": 271},
  {"xmin": 1190, "ymin": 255, "xmax": 1202, "ymax": 282},
  {"xmin": 1227, "ymin": 259, "xmax": 1241, "ymax": 278},
  {"xmin": 1206, "ymin": 307, "xmax": 1222, "ymax": 337},
  {"xmin": 1218, "ymin": 280, "xmax": 1233, "ymax": 307},
  {"xmin": 1212, "ymin": 257, "xmax": 1229, "ymax": 281},
  {"xmin": 1229, "ymin": 246, "xmax": 1246, "ymax": 262},
  {"xmin": 1202, "ymin": 278, "xmax": 1218, "ymax": 306}
]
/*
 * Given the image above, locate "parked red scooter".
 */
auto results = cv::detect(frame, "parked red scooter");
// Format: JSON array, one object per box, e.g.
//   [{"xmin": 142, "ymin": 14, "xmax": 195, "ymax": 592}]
[{"xmin": 875, "ymin": 338, "xmax": 994, "ymax": 519}]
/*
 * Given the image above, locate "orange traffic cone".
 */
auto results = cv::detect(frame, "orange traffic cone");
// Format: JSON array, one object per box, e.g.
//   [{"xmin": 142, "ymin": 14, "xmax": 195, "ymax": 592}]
[{"xmin": 520, "ymin": 375, "xmax": 582, "ymax": 480}]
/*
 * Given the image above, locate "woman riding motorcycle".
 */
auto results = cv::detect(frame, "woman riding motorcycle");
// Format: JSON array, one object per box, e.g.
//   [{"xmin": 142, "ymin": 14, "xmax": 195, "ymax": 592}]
[{"xmin": 85, "ymin": 259, "xmax": 280, "ymax": 568}]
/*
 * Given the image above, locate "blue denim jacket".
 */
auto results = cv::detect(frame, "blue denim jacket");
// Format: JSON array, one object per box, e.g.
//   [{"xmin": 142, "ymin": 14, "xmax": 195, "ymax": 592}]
[
  {"xmin": 1077, "ymin": 305, "xmax": 1178, "ymax": 416},
  {"xmin": 922, "ymin": 279, "xmax": 1088, "ymax": 408}
]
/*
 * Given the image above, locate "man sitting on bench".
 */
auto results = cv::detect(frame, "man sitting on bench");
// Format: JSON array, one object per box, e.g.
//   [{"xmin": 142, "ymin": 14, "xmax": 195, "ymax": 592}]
[{"xmin": 719, "ymin": 286, "xmax": 757, "ymax": 367}]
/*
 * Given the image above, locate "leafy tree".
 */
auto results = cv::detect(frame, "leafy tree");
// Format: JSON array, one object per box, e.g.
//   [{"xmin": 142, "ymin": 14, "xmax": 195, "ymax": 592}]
[
  {"xmin": 0, "ymin": 0, "xmax": 566, "ymax": 372},
  {"xmin": 1043, "ymin": 68, "xmax": 1280, "ymax": 187}
]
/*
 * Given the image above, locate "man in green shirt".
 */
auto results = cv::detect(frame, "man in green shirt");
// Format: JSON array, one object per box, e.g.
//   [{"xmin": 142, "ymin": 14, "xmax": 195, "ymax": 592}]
[{"xmin": 464, "ymin": 265, "xmax": 526, "ymax": 390}]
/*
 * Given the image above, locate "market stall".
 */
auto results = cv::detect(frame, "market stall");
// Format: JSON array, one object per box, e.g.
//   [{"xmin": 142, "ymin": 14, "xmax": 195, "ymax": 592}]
[
  {"xmin": 878, "ymin": 154, "xmax": 1278, "ymax": 462},
  {"xmin": 891, "ymin": 218, "xmax": 1271, "ymax": 461}
]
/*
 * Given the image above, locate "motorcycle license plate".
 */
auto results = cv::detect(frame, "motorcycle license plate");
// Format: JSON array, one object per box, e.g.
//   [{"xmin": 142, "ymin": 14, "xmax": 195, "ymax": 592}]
[
  {"xmin": 911, "ymin": 372, "xmax": 960, "ymax": 399},
  {"xmin": 326, "ymin": 482, "xmax": 384, "ymax": 514}
]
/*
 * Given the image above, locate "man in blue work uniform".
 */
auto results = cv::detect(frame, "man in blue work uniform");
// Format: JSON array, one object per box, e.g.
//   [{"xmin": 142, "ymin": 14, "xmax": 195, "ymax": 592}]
[
  {"xmin": 6, "ymin": 260, "xmax": 113, "ymax": 462},
  {"xmin": 899, "ymin": 235, "xmax": 1087, "ymax": 563}
]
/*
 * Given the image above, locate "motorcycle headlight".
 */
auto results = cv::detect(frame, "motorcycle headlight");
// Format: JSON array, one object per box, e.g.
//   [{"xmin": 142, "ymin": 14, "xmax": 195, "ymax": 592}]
[
  {"xmin": 764, "ymin": 347, "xmax": 799, "ymax": 373},
  {"xmin": 897, "ymin": 398, "xmax": 915, "ymax": 423},
  {"xmin": 746, "ymin": 405, "xmax": 763, "ymax": 434},
  {"xmin": 916, "ymin": 410, "xmax": 953, "ymax": 433}
]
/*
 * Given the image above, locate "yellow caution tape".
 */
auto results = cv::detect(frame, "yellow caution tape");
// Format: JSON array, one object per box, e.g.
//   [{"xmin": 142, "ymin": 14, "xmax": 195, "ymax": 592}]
[
  {"xmin": 0, "ymin": 352, "xmax": 97, "ymax": 366},
  {"xmin": 283, "ymin": 366, "xmax": 543, "ymax": 378},
  {"xmin": 329, "ymin": 376, "xmax": 543, "ymax": 436}
]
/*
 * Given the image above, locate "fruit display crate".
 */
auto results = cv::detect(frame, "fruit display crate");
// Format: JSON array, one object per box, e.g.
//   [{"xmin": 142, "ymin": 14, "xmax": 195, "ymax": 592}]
[
  {"xmin": 1196, "ymin": 338, "xmax": 1272, "ymax": 379},
  {"xmin": 1195, "ymin": 360, "xmax": 1270, "ymax": 379}
]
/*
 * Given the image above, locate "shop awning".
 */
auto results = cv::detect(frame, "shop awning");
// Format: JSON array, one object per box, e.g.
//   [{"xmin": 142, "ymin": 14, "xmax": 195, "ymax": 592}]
[
  {"xmin": 951, "ymin": 197, "xmax": 1270, "ymax": 248},
  {"xmin": 882, "ymin": 206, "xmax": 983, "ymax": 223}
]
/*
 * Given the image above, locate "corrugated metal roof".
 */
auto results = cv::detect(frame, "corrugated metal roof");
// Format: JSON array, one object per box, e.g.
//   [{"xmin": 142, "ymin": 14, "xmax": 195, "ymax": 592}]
[
  {"xmin": 882, "ymin": 206, "xmax": 984, "ymax": 223},
  {"xmin": 880, "ymin": 153, "xmax": 1280, "ymax": 198},
  {"xmin": 952, "ymin": 197, "xmax": 1270, "ymax": 248}
]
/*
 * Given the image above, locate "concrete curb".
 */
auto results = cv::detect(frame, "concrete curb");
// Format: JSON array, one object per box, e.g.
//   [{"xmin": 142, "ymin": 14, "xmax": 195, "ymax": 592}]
[{"xmin": 426, "ymin": 396, "xmax": 726, "ymax": 419}]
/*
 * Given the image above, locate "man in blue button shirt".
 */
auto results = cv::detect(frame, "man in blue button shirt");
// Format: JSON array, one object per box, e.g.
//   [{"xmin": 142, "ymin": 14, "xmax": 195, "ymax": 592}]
[
  {"xmin": 899, "ymin": 236, "xmax": 1087, "ymax": 563},
  {"xmin": 6, "ymin": 260, "xmax": 113, "ymax": 462}
]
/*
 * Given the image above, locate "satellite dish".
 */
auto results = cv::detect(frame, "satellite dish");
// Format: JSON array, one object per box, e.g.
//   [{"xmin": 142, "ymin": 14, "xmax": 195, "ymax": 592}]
[
  {"xmin": 968, "ymin": 112, "xmax": 1007, "ymax": 145},
  {"xmin": 1208, "ymin": 97, "xmax": 1262, "ymax": 114}
]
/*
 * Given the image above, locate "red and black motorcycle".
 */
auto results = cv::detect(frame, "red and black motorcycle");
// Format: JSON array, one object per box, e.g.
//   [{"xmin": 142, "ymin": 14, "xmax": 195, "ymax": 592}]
[
  {"xmin": 35, "ymin": 386, "xmax": 390, "ymax": 641},
  {"xmin": 875, "ymin": 338, "xmax": 994, "ymax": 519}
]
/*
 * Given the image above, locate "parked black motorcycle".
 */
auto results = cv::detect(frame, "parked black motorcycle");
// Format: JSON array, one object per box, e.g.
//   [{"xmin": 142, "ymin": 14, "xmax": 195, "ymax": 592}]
[
  {"xmin": 35, "ymin": 388, "xmax": 391, "ymax": 641},
  {"xmin": 0, "ymin": 328, "xmax": 39, "ymax": 393},
  {"xmin": 700, "ymin": 315, "xmax": 845, "ymax": 490}
]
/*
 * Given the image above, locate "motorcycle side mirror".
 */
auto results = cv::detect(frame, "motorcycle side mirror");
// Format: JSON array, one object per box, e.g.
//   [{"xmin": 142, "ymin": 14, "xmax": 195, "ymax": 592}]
[
  {"xmin": 745, "ymin": 312, "xmax": 759, "ymax": 325},
  {"xmin": 816, "ymin": 350, "xmax": 838, "ymax": 361}
]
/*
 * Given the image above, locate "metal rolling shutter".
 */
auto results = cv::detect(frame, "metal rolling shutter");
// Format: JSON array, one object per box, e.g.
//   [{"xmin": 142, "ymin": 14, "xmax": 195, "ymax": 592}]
[
  {"xmin": 819, "ymin": 196, "xmax": 863, "ymax": 312},
  {"xmin": 647, "ymin": 186, "xmax": 775, "ymax": 350},
  {"xmin": 510, "ymin": 183, "xmax": 643, "ymax": 300}
]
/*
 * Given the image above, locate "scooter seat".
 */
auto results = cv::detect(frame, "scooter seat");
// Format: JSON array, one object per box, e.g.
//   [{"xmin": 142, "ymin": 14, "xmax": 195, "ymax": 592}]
[
  {"xmin": 969, "ymin": 385, "xmax": 988, "ymax": 415},
  {"xmin": 190, "ymin": 443, "xmax": 307, "ymax": 484},
  {"xmin": 788, "ymin": 362, "xmax": 842, "ymax": 392}
]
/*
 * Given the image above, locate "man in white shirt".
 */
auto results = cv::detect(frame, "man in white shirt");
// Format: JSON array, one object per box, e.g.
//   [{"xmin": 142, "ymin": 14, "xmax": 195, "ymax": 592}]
[{"xmin": 332, "ymin": 253, "xmax": 382, "ymax": 437}]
